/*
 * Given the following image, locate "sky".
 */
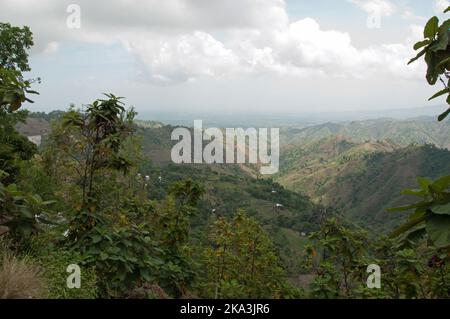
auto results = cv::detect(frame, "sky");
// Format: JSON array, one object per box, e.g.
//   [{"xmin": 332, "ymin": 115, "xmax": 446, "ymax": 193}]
[{"xmin": 1, "ymin": 0, "xmax": 449, "ymax": 119}]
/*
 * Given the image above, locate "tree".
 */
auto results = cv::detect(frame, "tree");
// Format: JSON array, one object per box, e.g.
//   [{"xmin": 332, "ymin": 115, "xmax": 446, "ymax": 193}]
[
  {"xmin": 0, "ymin": 23, "xmax": 33, "ymax": 73},
  {"xmin": 201, "ymin": 210, "xmax": 291, "ymax": 298},
  {"xmin": 389, "ymin": 177, "xmax": 450, "ymax": 257},
  {"xmin": 0, "ymin": 23, "xmax": 38, "ymax": 111},
  {"xmin": 0, "ymin": 23, "xmax": 38, "ymax": 183},
  {"xmin": 153, "ymin": 180, "xmax": 204, "ymax": 297},
  {"xmin": 0, "ymin": 23, "xmax": 40, "ymax": 244},
  {"xmin": 48, "ymin": 94, "xmax": 135, "ymax": 210},
  {"xmin": 409, "ymin": 7, "xmax": 450, "ymax": 121},
  {"xmin": 309, "ymin": 218, "xmax": 368, "ymax": 298},
  {"xmin": 391, "ymin": 7, "xmax": 450, "ymax": 260},
  {"xmin": 0, "ymin": 108, "xmax": 36, "ymax": 184}
]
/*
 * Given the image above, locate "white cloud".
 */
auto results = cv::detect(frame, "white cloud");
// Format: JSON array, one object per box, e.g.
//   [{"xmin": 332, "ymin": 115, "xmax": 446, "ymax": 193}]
[
  {"xmin": 401, "ymin": 8, "xmax": 426, "ymax": 21},
  {"xmin": 123, "ymin": 31, "xmax": 241, "ymax": 84},
  {"xmin": 42, "ymin": 41, "xmax": 59, "ymax": 55},
  {"xmin": 0, "ymin": 0, "xmax": 425, "ymax": 84},
  {"xmin": 435, "ymin": 0, "xmax": 450, "ymax": 13},
  {"xmin": 348, "ymin": 0, "xmax": 396, "ymax": 16}
]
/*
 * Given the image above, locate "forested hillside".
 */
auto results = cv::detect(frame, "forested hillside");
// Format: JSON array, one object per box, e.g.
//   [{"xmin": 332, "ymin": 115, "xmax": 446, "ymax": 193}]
[{"xmin": 277, "ymin": 136, "xmax": 450, "ymax": 231}]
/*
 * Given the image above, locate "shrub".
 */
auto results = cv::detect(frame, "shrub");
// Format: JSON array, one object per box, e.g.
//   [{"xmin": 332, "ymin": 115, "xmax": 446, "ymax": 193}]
[{"xmin": 38, "ymin": 248, "xmax": 98, "ymax": 299}]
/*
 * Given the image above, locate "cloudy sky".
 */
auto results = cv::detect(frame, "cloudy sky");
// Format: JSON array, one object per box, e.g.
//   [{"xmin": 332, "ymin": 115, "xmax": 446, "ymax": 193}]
[{"xmin": 1, "ymin": 0, "xmax": 449, "ymax": 118}]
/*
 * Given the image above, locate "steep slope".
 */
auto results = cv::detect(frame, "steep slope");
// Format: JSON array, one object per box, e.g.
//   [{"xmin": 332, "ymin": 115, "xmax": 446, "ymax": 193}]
[
  {"xmin": 277, "ymin": 136, "xmax": 450, "ymax": 231},
  {"xmin": 15, "ymin": 112, "xmax": 325, "ymax": 275}
]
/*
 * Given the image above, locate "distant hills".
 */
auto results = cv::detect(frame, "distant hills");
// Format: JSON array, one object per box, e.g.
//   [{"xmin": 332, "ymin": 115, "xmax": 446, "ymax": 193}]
[
  {"xmin": 16, "ymin": 112, "xmax": 450, "ymax": 234},
  {"xmin": 280, "ymin": 117, "xmax": 450, "ymax": 149},
  {"xmin": 276, "ymin": 135, "xmax": 450, "ymax": 231}
]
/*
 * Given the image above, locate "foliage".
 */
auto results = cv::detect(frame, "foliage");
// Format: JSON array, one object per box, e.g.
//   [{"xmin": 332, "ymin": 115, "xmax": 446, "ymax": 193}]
[
  {"xmin": 409, "ymin": 7, "xmax": 450, "ymax": 121},
  {"xmin": 392, "ymin": 6, "xmax": 450, "ymax": 252},
  {"xmin": 74, "ymin": 220, "xmax": 162, "ymax": 297},
  {"xmin": 308, "ymin": 219, "xmax": 450, "ymax": 299},
  {"xmin": 0, "ymin": 22, "xmax": 38, "ymax": 187},
  {"xmin": 0, "ymin": 68, "xmax": 38, "ymax": 112},
  {"xmin": 44, "ymin": 95, "xmax": 136, "ymax": 241},
  {"xmin": 309, "ymin": 218, "xmax": 368, "ymax": 298},
  {"xmin": 152, "ymin": 180, "xmax": 204, "ymax": 297},
  {"xmin": 36, "ymin": 246, "xmax": 98, "ymax": 299},
  {"xmin": 58, "ymin": 95, "xmax": 135, "ymax": 206},
  {"xmin": 0, "ymin": 22, "xmax": 33, "ymax": 73},
  {"xmin": 389, "ymin": 176, "xmax": 450, "ymax": 255},
  {"xmin": 0, "ymin": 108, "xmax": 37, "ymax": 184},
  {"xmin": 0, "ymin": 173, "xmax": 54, "ymax": 245},
  {"xmin": 0, "ymin": 22, "xmax": 38, "ymax": 111},
  {"xmin": 201, "ymin": 210, "xmax": 294, "ymax": 298}
]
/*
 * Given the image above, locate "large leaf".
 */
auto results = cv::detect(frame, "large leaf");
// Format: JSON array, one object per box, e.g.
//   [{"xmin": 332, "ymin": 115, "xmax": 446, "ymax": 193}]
[
  {"xmin": 390, "ymin": 213, "xmax": 427, "ymax": 237},
  {"xmin": 437, "ymin": 56, "xmax": 450, "ymax": 68},
  {"xmin": 430, "ymin": 175, "xmax": 450, "ymax": 192},
  {"xmin": 413, "ymin": 39, "xmax": 430, "ymax": 50},
  {"xmin": 438, "ymin": 108, "xmax": 450, "ymax": 121},
  {"xmin": 407, "ymin": 48, "xmax": 426, "ymax": 65},
  {"xmin": 404, "ymin": 226, "xmax": 426, "ymax": 242},
  {"xmin": 431, "ymin": 202, "xmax": 450, "ymax": 215},
  {"xmin": 388, "ymin": 202, "xmax": 431, "ymax": 212},
  {"xmin": 427, "ymin": 214, "xmax": 450, "ymax": 248},
  {"xmin": 428, "ymin": 87, "xmax": 450, "ymax": 101},
  {"xmin": 401, "ymin": 188, "xmax": 426, "ymax": 198},
  {"xmin": 424, "ymin": 16, "xmax": 439, "ymax": 39},
  {"xmin": 429, "ymin": 26, "xmax": 449, "ymax": 51},
  {"xmin": 417, "ymin": 177, "xmax": 432, "ymax": 191}
]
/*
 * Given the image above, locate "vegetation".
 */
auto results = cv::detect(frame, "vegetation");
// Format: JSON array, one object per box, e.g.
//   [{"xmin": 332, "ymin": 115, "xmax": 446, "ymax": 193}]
[
  {"xmin": 387, "ymin": 6, "xmax": 450, "ymax": 268},
  {"xmin": 1, "ymin": 5, "xmax": 450, "ymax": 300}
]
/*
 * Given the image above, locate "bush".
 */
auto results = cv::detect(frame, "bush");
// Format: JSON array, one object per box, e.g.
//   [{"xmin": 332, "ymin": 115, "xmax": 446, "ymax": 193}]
[{"xmin": 38, "ymin": 248, "xmax": 98, "ymax": 299}]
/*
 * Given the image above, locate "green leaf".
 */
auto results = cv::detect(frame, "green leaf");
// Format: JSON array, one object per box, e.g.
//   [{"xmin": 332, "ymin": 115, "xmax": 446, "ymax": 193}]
[
  {"xmin": 141, "ymin": 269, "xmax": 152, "ymax": 281},
  {"xmin": 428, "ymin": 87, "xmax": 450, "ymax": 101},
  {"xmin": 429, "ymin": 27, "xmax": 449, "ymax": 51},
  {"xmin": 437, "ymin": 56, "xmax": 450, "ymax": 68},
  {"xmin": 426, "ymin": 214, "xmax": 450, "ymax": 248},
  {"xmin": 91, "ymin": 235, "xmax": 102, "ymax": 244},
  {"xmin": 407, "ymin": 49, "xmax": 427, "ymax": 65},
  {"xmin": 413, "ymin": 39, "xmax": 430, "ymax": 50},
  {"xmin": 401, "ymin": 188, "xmax": 426, "ymax": 198},
  {"xmin": 431, "ymin": 202, "xmax": 450, "ymax": 215},
  {"xmin": 438, "ymin": 108, "xmax": 450, "ymax": 121},
  {"xmin": 417, "ymin": 177, "xmax": 432, "ymax": 191},
  {"xmin": 424, "ymin": 16, "xmax": 439, "ymax": 39},
  {"xmin": 409, "ymin": 208, "xmax": 426, "ymax": 221},
  {"xmin": 41, "ymin": 200, "xmax": 56, "ymax": 206},
  {"xmin": 19, "ymin": 207, "xmax": 33, "ymax": 219},
  {"xmin": 405, "ymin": 226, "xmax": 426, "ymax": 242},
  {"xmin": 390, "ymin": 213, "xmax": 427, "ymax": 237},
  {"xmin": 388, "ymin": 201, "xmax": 431, "ymax": 213},
  {"xmin": 431, "ymin": 175, "xmax": 450, "ymax": 192},
  {"xmin": 445, "ymin": 6, "xmax": 450, "ymax": 13}
]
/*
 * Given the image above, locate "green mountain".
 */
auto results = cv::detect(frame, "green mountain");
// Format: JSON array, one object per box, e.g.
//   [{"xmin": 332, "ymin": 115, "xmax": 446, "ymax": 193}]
[
  {"xmin": 276, "ymin": 135, "xmax": 450, "ymax": 231},
  {"xmin": 15, "ymin": 113, "xmax": 327, "ymax": 276},
  {"xmin": 17, "ymin": 112, "xmax": 450, "ymax": 235},
  {"xmin": 281, "ymin": 117, "xmax": 450, "ymax": 149}
]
